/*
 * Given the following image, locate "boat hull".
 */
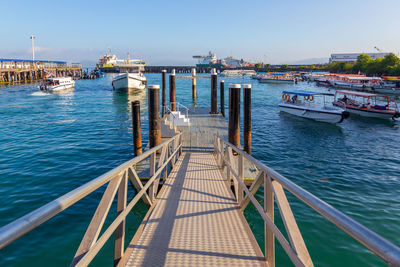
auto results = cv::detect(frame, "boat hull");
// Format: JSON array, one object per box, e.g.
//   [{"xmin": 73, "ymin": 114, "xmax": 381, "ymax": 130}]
[
  {"xmin": 260, "ymin": 78, "xmax": 294, "ymax": 84},
  {"xmin": 333, "ymin": 102, "xmax": 398, "ymax": 119},
  {"xmin": 279, "ymin": 104, "xmax": 346, "ymax": 123},
  {"xmin": 112, "ymin": 74, "xmax": 146, "ymax": 90},
  {"xmin": 48, "ymin": 83, "xmax": 75, "ymax": 92}
]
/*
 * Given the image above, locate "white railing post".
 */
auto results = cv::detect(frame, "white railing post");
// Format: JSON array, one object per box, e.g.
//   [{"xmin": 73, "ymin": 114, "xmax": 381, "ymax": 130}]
[
  {"xmin": 149, "ymin": 151, "xmax": 156, "ymax": 203},
  {"xmin": 264, "ymin": 173, "xmax": 275, "ymax": 267},
  {"xmin": 237, "ymin": 154, "xmax": 244, "ymax": 204},
  {"xmin": 114, "ymin": 172, "xmax": 127, "ymax": 266}
]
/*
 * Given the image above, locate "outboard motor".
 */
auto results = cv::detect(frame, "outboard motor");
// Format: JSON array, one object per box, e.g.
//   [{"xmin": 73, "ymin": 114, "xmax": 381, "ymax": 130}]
[{"xmin": 339, "ymin": 111, "xmax": 350, "ymax": 123}]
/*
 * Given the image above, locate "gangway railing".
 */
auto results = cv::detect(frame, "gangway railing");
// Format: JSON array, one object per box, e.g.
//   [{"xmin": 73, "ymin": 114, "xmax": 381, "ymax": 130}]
[
  {"xmin": 165, "ymin": 102, "xmax": 192, "ymax": 149},
  {"xmin": 0, "ymin": 133, "xmax": 183, "ymax": 266},
  {"xmin": 214, "ymin": 135, "xmax": 400, "ymax": 267}
]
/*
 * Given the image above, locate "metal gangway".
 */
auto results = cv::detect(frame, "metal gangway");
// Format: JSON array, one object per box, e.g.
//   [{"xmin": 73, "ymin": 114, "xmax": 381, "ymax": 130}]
[{"xmin": 1, "ymin": 132, "xmax": 400, "ymax": 266}]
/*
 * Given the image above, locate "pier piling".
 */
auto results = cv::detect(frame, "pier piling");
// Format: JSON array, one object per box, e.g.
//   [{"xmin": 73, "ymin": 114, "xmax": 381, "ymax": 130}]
[
  {"xmin": 211, "ymin": 68, "xmax": 218, "ymax": 114},
  {"xmin": 169, "ymin": 69, "xmax": 176, "ymax": 111},
  {"xmin": 220, "ymin": 80, "xmax": 225, "ymax": 117},
  {"xmin": 162, "ymin": 70, "xmax": 166, "ymax": 117},
  {"xmin": 131, "ymin": 101, "xmax": 142, "ymax": 156},
  {"xmin": 148, "ymin": 85, "xmax": 161, "ymax": 148},
  {"xmin": 243, "ymin": 84, "xmax": 251, "ymax": 154},
  {"xmin": 192, "ymin": 68, "xmax": 197, "ymax": 102},
  {"xmin": 229, "ymin": 83, "xmax": 241, "ymax": 147}
]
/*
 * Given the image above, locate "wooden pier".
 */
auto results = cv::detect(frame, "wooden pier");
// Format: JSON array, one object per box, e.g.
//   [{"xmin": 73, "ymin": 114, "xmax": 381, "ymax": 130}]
[
  {"xmin": 1, "ymin": 69, "xmax": 400, "ymax": 266},
  {"xmin": 0, "ymin": 59, "xmax": 82, "ymax": 84}
]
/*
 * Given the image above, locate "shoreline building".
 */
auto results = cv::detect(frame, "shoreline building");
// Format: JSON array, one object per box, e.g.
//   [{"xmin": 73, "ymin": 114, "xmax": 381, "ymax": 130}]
[{"xmin": 329, "ymin": 53, "xmax": 390, "ymax": 63}]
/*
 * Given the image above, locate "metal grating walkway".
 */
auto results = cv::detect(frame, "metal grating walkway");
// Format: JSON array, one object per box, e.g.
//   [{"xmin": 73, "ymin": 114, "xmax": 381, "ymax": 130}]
[{"xmin": 125, "ymin": 152, "xmax": 266, "ymax": 266}]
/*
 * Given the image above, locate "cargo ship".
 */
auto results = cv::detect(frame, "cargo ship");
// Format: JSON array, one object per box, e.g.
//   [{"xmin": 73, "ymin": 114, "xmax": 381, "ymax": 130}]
[{"xmin": 96, "ymin": 48, "xmax": 145, "ymax": 73}]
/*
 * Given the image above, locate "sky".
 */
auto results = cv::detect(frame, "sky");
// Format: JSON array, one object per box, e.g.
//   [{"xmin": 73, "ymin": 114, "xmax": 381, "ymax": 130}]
[{"xmin": 1, "ymin": 0, "xmax": 400, "ymax": 66}]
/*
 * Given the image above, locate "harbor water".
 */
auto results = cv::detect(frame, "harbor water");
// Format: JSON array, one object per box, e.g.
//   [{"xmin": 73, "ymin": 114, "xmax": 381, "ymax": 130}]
[{"xmin": 0, "ymin": 74, "xmax": 399, "ymax": 266}]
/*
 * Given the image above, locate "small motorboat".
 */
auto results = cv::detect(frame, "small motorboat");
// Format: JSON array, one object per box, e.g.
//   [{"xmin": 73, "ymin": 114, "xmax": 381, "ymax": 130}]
[
  {"xmin": 259, "ymin": 73, "xmax": 296, "ymax": 84},
  {"xmin": 279, "ymin": 90, "xmax": 349, "ymax": 123},
  {"xmin": 112, "ymin": 72, "xmax": 146, "ymax": 90},
  {"xmin": 38, "ymin": 77, "xmax": 75, "ymax": 92},
  {"xmin": 332, "ymin": 90, "xmax": 400, "ymax": 120}
]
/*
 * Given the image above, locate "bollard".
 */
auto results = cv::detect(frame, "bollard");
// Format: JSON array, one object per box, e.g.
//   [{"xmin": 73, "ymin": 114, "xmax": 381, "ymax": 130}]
[
  {"xmin": 162, "ymin": 70, "xmax": 167, "ymax": 117},
  {"xmin": 243, "ymin": 84, "xmax": 252, "ymax": 154},
  {"xmin": 211, "ymin": 68, "xmax": 218, "ymax": 114},
  {"xmin": 229, "ymin": 84, "xmax": 241, "ymax": 147},
  {"xmin": 131, "ymin": 101, "xmax": 142, "ymax": 156},
  {"xmin": 192, "ymin": 68, "xmax": 197, "ymax": 102},
  {"xmin": 148, "ymin": 85, "xmax": 161, "ymax": 148},
  {"xmin": 220, "ymin": 80, "xmax": 225, "ymax": 117},
  {"xmin": 169, "ymin": 69, "xmax": 176, "ymax": 111}
]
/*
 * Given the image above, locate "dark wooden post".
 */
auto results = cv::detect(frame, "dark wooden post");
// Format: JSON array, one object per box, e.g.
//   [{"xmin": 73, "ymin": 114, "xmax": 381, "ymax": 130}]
[
  {"xmin": 210, "ymin": 68, "xmax": 218, "ymax": 114},
  {"xmin": 161, "ymin": 70, "xmax": 167, "ymax": 117},
  {"xmin": 131, "ymin": 101, "xmax": 142, "ymax": 156},
  {"xmin": 220, "ymin": 80, "xmax": 225, "ymax": 117},
  {"xmin": 169, "ymin": 69, "xmax": 176, "ymax": 111},
  {"xmin": 192, "ymin": 68, "xmax": 197, "ymax": 102},
  {"xmin": 148, "ymin": 85, "xmax": 161, "ymax": 148},
  {"xmin": 243, "ymin": 84, "xmax": 252, "ymax": 154},
  {"xmin": 229, "ymin": 83, "xmax": 241, "ymax": 147}
]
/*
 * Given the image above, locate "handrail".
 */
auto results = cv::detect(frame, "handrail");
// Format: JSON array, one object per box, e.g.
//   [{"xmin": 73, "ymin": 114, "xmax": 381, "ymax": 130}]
[
  {"xmin": 0, "ymin": 133, "xmax": 182, "ymax": 251},
  {"xmin": 214, "ymin": 135, "xmax": 400, "ymax": 266},
  {"xmin": 170, "ymin": 101, "xmax": 189, "ymax": 119}
]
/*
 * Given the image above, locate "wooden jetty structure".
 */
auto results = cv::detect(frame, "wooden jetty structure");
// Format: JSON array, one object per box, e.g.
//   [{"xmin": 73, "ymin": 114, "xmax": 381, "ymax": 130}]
[
  {"xmin": 0, "ymin": 58, "xmax": 82, "ymax": 84},
  {"xmin": 1, "ymin": 69, "xmax": 400, "ymax": 266}
]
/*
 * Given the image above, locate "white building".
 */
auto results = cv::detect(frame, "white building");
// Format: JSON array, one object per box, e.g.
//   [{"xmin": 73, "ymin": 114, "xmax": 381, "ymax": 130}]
[{"xmin": 329, "ymin": 53, "xmax": 390, "ymax": 63}]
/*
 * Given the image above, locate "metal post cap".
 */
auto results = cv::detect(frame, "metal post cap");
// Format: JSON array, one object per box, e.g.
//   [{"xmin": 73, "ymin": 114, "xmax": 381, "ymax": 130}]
[
  {"xmin": 229, "ymin": 83, "xmax": 241, "ymax": 89},
  {"xmin": 243, "ymin": 84, "xmax": 252, "ymax": 89},
  {"xmin": 148, "ymin": 85, "xmax": 160, "ymax": 89},
  {"xmin": 162, "ymin": 69, "xmax": 166, "ymax": 72}
]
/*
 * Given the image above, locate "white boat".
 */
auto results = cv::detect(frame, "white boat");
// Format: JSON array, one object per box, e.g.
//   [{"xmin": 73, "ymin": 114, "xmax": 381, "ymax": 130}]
[
  {"xmin": 279, "ymin": 90, "xmax": 349, "ymax": 123},
  {"xmin": 241, "ymin": 70, "xmax": 257, "ymax": 76},
  {"xmin": 112, "ymin": 73, "xmax": 146, "ymax": 90},
  {"xmin": 220, "ymin": 70, "xmax": 242, "ymax": 77},
  {"xmin": 38, "ymin": 77, "xmax": 75, "ymax": 92},
  {"xmin": 259, "ymin": 73, "xmax": 296, "ymax": 84}
]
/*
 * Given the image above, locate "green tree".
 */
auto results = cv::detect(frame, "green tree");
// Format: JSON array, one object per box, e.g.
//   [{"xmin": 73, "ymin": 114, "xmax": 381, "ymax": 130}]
[
  {"xmin": 381, "ymin": 53, "xmax": 400, "ymax": 74},
  {"xmin": 353, "ymin": 54, "xmax": 372, "ymax": 73},
  {"xmin": 280, "ymin": 64, "xmax": 288, "ymax": 70},
  {"xmin": 366, "ymin": 57, "xmax": 383, "ymax": 76},
  {"xmin": 264, "ymin": 64, "xmax": 270, "ymax": 70}
]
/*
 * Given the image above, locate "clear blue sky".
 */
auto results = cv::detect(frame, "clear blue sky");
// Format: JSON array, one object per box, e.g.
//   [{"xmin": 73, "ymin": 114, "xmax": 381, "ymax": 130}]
[{"xmin": 1, "ymin": 0, "xmax": 399, "ymax": 65}]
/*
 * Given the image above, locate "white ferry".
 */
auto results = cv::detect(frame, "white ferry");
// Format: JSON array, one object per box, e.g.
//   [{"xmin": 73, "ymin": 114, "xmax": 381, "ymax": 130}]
[
  {"xmin": 97, "ymin": 48, "xmax": 145, "ymax": 73},
  {"xmin": 38, "ymin": 77, "xmax": 75, "ymax": 92}
]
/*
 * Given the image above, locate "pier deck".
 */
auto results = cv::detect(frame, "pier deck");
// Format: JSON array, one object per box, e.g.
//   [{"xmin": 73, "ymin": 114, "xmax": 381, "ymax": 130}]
[{"xmin": 121, "ymin": 151, "xmax": 266, "ymax": 267}]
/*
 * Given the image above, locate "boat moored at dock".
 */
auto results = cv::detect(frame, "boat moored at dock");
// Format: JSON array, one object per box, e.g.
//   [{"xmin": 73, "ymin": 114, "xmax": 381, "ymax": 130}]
[
  {"xmin": 112, "ymin": 73, "xmax": 146, "ymax": 90},
  {"xmin": 38, "ymin": 77, "xmax": 75, "ymax": 92},
  {"xmin": 333, "ymin": 90, "xmax": 400, "ymax": 119},
  {"xmin": 279, "ymin": 90, "xmax": 349, "ymax": 123},
  {"xmin": 259, "ymin": 72, "xmax": 296, "ymax": 84}
]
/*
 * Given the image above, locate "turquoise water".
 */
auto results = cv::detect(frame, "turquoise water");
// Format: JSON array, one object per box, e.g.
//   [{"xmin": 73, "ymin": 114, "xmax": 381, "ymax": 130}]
[{"xmin": 0, "ymin": 74, "xmax": 399, "ymax": 266}]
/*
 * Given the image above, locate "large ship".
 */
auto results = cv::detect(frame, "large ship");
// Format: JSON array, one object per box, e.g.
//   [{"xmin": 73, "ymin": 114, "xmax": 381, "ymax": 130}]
[
  {"xmin": 96, "ymin": 48, "xmax": 145, "ymax": 73},
  {"xmin": 193, "ymin": 51, "xmax": 224, "ymax": 68}
]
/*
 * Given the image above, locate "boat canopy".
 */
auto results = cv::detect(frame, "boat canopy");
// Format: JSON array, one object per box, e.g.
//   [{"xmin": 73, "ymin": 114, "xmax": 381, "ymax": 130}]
[
  {"xmin": 282, "ymin": 90, "xmax": 320, "ymax": 96},
  {"xmin": 336, "ymin": 90, "xmax": 385, "ymax": 98}
]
